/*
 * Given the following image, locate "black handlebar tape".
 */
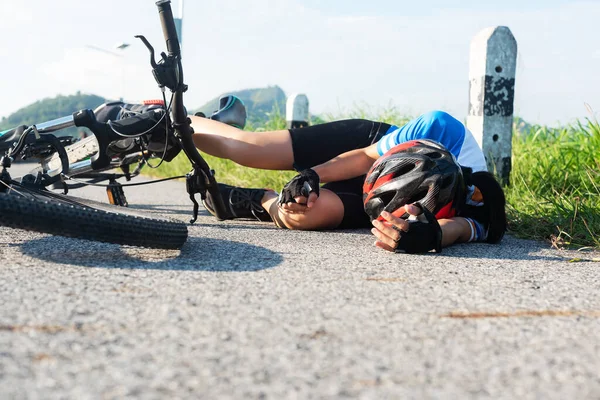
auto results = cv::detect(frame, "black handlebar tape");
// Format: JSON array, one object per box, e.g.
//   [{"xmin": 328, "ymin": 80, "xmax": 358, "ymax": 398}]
[{"xmin": 155, "ymin": 0, "xmax": 180, "ymax": 57}]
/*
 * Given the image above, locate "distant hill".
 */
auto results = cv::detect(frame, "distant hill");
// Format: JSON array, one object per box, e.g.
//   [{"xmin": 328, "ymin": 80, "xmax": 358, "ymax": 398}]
[
  {"xmin": 1, "ymin": 86, "xmax": 289, "ymax": 136},
  {"xmin": 191, "ymin": 86, "xmax": 287, "ymax": 124},
  {"xmin": 0, "ymin": 92, "xmax": 107, "ymax": 137},
  {"xmin": 4, "ymin": 91, "xmax": 545, "ymax": 140}
]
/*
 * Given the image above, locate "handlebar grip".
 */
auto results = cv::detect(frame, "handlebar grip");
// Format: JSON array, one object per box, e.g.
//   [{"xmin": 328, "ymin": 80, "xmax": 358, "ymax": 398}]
[{"xmin": 155, "ymin": 0, "xmax": 180, "ymax": 57}]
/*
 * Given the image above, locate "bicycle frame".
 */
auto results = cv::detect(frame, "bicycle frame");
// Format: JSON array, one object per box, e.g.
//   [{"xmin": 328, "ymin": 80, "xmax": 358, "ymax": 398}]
[{"xmin": 0, "ymin": 0, "xmax": 228, "ymax": 224}]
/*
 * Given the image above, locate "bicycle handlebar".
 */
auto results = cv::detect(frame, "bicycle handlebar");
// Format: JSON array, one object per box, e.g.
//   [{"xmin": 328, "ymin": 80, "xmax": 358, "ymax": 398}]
[{"xmin": 156, "ymin": 0, "xmax": 181, "ymax": 57}]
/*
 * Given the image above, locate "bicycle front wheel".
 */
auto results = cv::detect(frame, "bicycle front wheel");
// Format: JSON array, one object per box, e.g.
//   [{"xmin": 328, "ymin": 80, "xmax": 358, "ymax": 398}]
[{"xmin": 0, "ymin": 189, "xmax": 188, "ymax": 249}]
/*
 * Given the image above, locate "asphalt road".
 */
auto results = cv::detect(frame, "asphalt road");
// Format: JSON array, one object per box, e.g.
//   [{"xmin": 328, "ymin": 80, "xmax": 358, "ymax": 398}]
[{"xmin": 1, "ymin": 164, "xmax": 600, "ymax": 399}]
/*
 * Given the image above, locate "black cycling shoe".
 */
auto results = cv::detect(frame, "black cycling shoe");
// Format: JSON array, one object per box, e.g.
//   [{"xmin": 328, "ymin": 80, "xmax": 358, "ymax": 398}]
[{"xmin": 202, "ymin": 183, "xmax": 272, "ymax": 222}]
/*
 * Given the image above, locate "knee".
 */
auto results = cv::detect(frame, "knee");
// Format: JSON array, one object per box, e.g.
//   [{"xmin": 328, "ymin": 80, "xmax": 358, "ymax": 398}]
[{"xmin": 269, "ymin": 189, "xmax": 345, "ymax": 230}]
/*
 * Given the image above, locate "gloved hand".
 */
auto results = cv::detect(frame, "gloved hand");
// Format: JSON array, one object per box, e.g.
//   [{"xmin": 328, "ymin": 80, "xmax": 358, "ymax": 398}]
[
  {"xmin": 278, "ymin": 168, "xmax": 320, "ymax": 206},
  {"xmin": 395, "ymin": 202, "xmax": 443, "ymax": 254}
]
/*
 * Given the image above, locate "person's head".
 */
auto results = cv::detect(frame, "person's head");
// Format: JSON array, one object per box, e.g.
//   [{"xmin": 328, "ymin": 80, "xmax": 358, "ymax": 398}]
[{"xmin": 363, "ymin": 139, "xmax": 465, "ymax": 221}]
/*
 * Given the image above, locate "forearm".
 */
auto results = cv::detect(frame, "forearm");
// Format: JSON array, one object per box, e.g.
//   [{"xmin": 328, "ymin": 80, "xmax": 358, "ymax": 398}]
[
  {"xmin": 312, "ymin": 145, "xmax": 379, "ymax": 183},
  {"xmin": 439, "ymin": 217, "xmax": 473, "ymax": 247}
]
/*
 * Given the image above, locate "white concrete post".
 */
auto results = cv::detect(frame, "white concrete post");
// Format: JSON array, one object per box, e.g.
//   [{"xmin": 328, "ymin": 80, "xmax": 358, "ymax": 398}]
[
  {"xmin": 466, "ymin": 26, "xmax": 517, "ymax": 185},
  {"xmin": 286, "ymin": 94, "xmax": 309, "ymax": 129}
]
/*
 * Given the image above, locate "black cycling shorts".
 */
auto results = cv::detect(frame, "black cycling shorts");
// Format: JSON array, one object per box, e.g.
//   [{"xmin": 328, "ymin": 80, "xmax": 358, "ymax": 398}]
[{"xmin": 289, "ymin": 119, "xmax": 391, "ymax": 229}]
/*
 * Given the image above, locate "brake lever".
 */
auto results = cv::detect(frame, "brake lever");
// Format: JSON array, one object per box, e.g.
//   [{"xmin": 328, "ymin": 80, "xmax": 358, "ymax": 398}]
[
  {"xmin": 135, "ymin": 35, "xmax": 158, "ymax": 68},
  {"xmin": 186, "ymin": 167, "xmax": 210, "ymax": 224},
  {"xmin": 135, "ymin": 35, "xmax": 179, "ymax": 90}
]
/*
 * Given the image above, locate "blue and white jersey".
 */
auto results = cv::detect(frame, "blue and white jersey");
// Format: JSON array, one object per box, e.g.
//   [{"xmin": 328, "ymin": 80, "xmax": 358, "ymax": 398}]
[{"xmin": 376, "ymin": 111, "xmax": 487, "ymax": 172}]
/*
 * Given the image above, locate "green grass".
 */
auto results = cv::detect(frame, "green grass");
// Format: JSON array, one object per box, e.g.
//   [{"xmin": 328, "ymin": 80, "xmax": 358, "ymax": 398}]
[
  {"xmin": 147, "ymin": 108, "xmax": 296, "ymax": 189},
  {"xmin": 505, "ymin": 118, "xmax": 600, "ymax": 249},
  {"xmin": 147, "ymin": 107, "xmax": 600, "ymax": 250}
]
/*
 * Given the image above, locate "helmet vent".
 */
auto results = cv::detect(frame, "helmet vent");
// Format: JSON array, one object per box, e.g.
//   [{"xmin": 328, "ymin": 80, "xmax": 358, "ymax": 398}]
[
  {"xmin": 407, "ymin": 189, "xmax": 429, "ymax": 205},
  {"xmin": 395, "ymin": 163, "xmax": 416, "ymax": 176},
  {"xmin": 426, "ymin": 152, "xmax": 442, "ymax": 159},
  {"xmin": 441, "ymin": 175, "xmax": 455, "ymax": 188},
  {"xmin": 379, "ymin": 191, "xmax": 397, "ymax": 207}
]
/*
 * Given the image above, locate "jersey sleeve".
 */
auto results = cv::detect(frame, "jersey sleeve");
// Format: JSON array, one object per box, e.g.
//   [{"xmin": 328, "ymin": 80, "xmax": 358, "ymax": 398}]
[
  {"xmin": 375, "ymin": 111, "xmax": 466, "ymax": 158},
  {"xmin": 376, "ymin": 126, "xmax": 414, "ymax": 156}
]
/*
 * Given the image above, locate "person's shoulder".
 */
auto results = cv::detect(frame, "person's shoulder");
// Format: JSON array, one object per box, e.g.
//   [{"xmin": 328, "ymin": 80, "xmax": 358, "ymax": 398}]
[{"xmin": 456, "ymin": 128, "xmax": 488, "ymax": 172}]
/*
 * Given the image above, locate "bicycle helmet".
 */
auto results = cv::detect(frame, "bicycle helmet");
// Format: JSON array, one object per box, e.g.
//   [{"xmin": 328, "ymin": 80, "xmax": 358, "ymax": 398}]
[{"xmin": 363, "ymin": 139, "xmax": 465, "ymax": 221}]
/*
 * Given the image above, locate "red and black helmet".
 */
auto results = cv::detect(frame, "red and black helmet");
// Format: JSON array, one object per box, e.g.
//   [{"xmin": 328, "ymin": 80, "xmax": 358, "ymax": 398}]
[{"xmin": 363, "ymin": 139, "xmax": 465, "ymax": 221}]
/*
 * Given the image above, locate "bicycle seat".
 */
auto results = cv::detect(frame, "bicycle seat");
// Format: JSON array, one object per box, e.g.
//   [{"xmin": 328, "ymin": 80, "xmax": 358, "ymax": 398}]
[
  {"xmin": 0, "ymin": 126, "xmax": 27, "ymax": 152},
  {"xmin": 208, "ymin": 95, "xmax": 247, "ymax": 129}
]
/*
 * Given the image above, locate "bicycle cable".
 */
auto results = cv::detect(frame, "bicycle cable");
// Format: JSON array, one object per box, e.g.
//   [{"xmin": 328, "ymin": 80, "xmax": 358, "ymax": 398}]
[
  {"xmin": 8, "ymin": 126, "xmax": 34, "ymax": 158},
  {"xmin": 104, "ymin": 89, "xmax": 175, "ymax": 170},
  {"xmin": 107, "ymin": 106, "xmax": 167, "ymax": 138},
  {"xmin": 140, "ymin": 90, "xmax": 174, "ymax": 170},
  {"xmin": 60, "ymin": 173, "xmax": 186, "ymax": 188},
  {"xmin": 0, "ymin": 179, "xmax": 28, "ymax": 197}
]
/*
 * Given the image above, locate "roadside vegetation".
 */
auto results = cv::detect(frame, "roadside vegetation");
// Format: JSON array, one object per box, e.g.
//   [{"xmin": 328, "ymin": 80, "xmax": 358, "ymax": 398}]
[
  {"xmin": 506, "ymin": 117, "xmax": 599, "ymax": 249},
  {"xmin": 149, "ymin": 106, "xmax": 600, "ymax": 250}
]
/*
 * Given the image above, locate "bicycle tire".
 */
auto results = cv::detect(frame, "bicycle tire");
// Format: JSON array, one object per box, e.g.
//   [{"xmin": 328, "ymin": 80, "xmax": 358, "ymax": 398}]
[{"xmin": 0, "ymin": 191, "xmax": 188, "ymax": 249}]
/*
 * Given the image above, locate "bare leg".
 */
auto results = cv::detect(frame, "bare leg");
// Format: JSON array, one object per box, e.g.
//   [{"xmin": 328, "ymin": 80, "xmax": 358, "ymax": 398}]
[
  {"xmin": 260, "ymin": 189, "xmax": 345, "ymax": 230},
  {"xmin": 190, "ymin": 116, "xmax": 294, "ymax": 170}
]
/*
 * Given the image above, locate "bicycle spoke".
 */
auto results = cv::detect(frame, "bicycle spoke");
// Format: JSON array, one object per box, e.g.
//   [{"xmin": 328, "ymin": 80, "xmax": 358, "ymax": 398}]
[{"xmin": 7, "ymin": 181, "xmax": 92, "ymax": 208}]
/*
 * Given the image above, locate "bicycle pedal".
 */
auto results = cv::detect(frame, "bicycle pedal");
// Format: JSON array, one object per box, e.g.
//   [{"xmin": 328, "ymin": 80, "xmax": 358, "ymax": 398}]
[{"xmin": 107, "ymin": 181, "xmax": 128, "ymax": 207}]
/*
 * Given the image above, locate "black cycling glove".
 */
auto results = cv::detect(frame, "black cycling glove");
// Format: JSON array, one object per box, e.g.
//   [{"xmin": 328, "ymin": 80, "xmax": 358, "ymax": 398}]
[
  {"xmin": 395, "ymin": 202, "xmax": 443, "ymax": 254},
  {"xmin": 278, "ymin": 168, "xmax": 320, "ymax": 205}
]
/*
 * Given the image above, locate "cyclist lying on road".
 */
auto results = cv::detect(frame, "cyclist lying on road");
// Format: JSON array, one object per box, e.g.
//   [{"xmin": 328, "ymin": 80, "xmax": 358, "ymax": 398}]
[{"xmin": 98, "ymin": 104, "xmax": 506, "ymax": 254}]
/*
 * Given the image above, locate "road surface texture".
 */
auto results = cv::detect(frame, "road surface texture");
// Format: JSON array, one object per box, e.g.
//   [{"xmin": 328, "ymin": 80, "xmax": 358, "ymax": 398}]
[{"xmin": 1, "ymin": 164, "xmax": 600, "ymax": 399}]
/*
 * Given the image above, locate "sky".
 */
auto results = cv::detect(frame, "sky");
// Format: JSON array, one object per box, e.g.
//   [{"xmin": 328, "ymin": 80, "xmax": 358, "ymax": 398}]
[{"xmin": 1, "ymin": 0, "xmax": 599, "ymax": 127}]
